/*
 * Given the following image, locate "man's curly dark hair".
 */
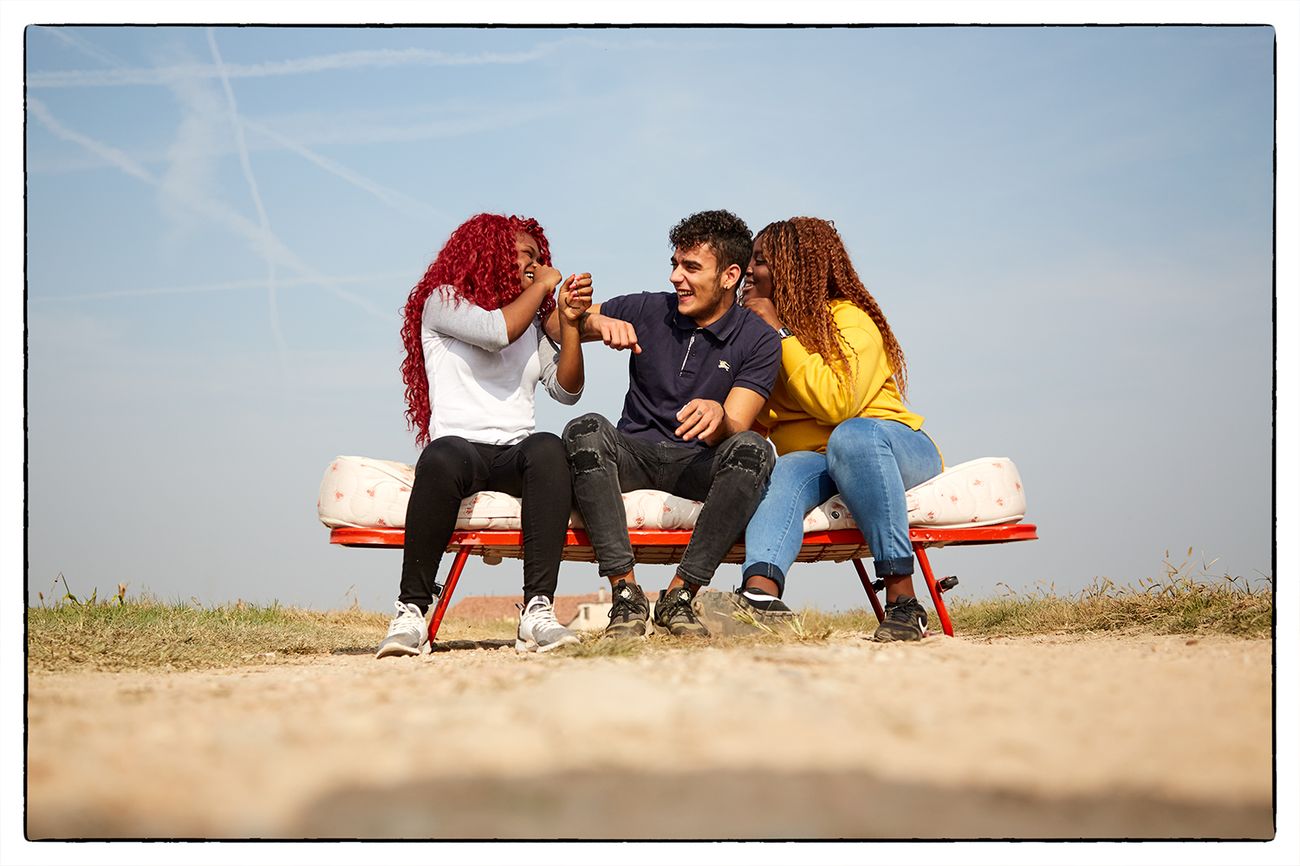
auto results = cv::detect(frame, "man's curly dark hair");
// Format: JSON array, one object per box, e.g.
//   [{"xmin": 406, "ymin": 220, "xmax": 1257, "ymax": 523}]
[{"xmin": 668, "ymin": 209, "xmax": 753, "ymax": 275}]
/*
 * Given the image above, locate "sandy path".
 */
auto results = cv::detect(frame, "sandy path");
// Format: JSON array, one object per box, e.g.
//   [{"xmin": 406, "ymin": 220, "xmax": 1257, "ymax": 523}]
[{"xmin": 26, "ymin": 633, "xmax": 1273, "ymax": 840}]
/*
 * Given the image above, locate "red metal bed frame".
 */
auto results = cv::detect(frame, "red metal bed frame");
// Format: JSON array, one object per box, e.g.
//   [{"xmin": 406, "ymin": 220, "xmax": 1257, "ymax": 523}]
[{"xmin": 330, "ymin": 522, "xmax": 1038, "ymax": 642}]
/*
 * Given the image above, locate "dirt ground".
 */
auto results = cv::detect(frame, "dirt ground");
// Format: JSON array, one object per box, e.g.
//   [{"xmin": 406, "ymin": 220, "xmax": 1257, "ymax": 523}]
[{"xmin": 26, "ymin": 632, "xmax": 1274, "ymax": 840}]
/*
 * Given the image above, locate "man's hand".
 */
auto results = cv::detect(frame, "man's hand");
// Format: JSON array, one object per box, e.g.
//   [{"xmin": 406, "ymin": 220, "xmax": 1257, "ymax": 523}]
[
  {"xmin": 587, "ymin": 312, "xmax": 641, "ymax": 354},
  {"xmin": 558, "ymin": 273, "xmax": 593, "ymax": 327},
  {"xmin": 675, "ymin": 398, "xmax": 724, "ymax": 442},
  {"xmin": 742, "ymin": 296, "xmax": 783, "ymax": 331}
]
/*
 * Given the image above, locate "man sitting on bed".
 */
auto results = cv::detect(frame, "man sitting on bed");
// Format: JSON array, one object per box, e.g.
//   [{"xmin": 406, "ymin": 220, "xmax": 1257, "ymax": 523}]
[{"xmin": 562, "ymin": 210, "xmax": 781, "ymax": 638}]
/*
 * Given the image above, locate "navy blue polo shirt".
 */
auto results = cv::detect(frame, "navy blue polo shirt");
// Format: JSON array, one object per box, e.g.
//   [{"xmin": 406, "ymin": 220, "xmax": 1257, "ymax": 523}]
[{"xmin": 599, "ymin": 292, "xmax": 781, "ymax": 448}]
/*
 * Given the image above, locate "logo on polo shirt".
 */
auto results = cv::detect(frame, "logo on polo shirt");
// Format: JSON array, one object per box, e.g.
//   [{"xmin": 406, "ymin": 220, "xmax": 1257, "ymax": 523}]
[{"xmin": 718, "ymin": 360, "xmax": 731, "ymax": 372}]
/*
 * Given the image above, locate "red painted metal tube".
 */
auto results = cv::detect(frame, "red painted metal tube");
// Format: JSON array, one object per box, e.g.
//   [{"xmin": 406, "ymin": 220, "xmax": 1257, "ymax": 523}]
[
  {"xmin": 852, "ymin": 559, "xmax": 885, "ymax": 623},
  {"xmin": 427, "ymin": 546, "xmax": 471, "ymax": 644},
  {"xmin": 328, "ymin": 522, "xmax": 1039, "ymax": 641},
  {"xmin": 329, "ymin": 523, "xmax": 1038, "ymax": 551},
  {"xmin": 913, "ymin": 544, "xmax": 954, "ymax": 637}
]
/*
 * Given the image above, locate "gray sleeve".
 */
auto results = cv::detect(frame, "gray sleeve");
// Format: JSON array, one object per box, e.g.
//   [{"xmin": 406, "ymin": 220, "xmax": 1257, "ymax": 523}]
[
  {"xmin": 537, "ymin": 326, "xmax": 582, "ymax": 405},
  {"xmin": 422, "ymin": 288, "xmax": 509, "ymax": 351}
]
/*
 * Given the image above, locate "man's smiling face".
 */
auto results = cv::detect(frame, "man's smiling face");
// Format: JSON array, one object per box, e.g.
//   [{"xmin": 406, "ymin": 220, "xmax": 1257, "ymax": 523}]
[{"xmin": 670, "ymin": 243, "xmax": 733, "ymax": 327}]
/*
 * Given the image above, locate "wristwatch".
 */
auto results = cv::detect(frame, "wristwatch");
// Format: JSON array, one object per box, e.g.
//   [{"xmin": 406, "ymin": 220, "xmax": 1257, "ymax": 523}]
[{"xmin": 776, "ymin": 327, "xmax": 794, "ymax": 340}]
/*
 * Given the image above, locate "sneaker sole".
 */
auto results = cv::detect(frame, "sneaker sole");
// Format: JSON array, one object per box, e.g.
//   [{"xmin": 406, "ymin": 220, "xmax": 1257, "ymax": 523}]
[
  {"xmin": 602, "ymin": 623, "xmax": 649, "ymax": 640},
  {"xmin": 872, "ymin": 628, "xmax": 925, "ymax": 643},
  {"xmin": 375, "ymin": 642, "xmax": 423, "ymax": 659},
  {"xmin": 515, "ymin": 634, "xmax": 582, "ymax": 653},
  {"xmin": 736, "ymin": 600, "xmax": 797, "ymax": 618},
  {"xmin": 653, "ymin": 615, "xmax": 710, "ymax": 638}
]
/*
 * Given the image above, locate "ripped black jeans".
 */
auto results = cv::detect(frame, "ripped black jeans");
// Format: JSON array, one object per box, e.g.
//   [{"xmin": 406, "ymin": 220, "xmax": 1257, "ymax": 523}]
[{"xmin": 562, "ymin": 413, "xmax": 774, "ymax": 587}]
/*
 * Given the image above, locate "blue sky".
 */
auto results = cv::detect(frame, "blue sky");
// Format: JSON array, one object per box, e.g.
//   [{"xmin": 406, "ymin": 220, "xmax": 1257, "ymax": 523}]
[{"xmin": 15, "ymin": 21, "xmax": 1284, "ymax": 618}]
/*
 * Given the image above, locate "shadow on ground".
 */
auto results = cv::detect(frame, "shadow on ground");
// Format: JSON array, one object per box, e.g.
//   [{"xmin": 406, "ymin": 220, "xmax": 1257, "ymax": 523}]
[{"xmin": 30, "ymin": 767, "xmax": 1273, "ymax": 840}]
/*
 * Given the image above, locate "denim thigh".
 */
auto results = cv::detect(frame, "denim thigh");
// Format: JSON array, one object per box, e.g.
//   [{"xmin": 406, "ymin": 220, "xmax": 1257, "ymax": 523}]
[
  {"xmin": 742, "ymin": 450, "xmax": 836, "ymax": 586},
  {"xmin": 825, "ymin": 418, "xmax": 941, "ymax": 575}
]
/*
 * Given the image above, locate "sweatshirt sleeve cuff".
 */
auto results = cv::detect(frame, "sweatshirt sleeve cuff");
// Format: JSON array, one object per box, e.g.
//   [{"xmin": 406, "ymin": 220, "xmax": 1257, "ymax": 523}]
[{"xmin": 779, "ymin": 335, "xmax": 812, "ymax": 376}]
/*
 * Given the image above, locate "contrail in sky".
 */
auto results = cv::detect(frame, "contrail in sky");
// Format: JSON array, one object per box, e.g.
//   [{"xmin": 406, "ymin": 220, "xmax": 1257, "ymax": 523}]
[
  {"xmin": 206, "ymin": 28, "xmax": 289, "ymax": 380},
  {"xmin": 27, "ymin": 98, "xmax": 155, "ymax": 183},
  {"xmin": 28, "ymin": 44, "xmax": 564, "ymax": 88},
  {"xmin": 32, "ymin": 272, "xmax": 412, "ymax": 303},
  {"xmin": 27, "ymin": 97, "xmax": 392, "ymax": 322},
  {"xmin": 33, "ymin": 28, "xmax": 450, "ymax": 247},
  {"xmin": 39, "ymin": 26, "xmax": 127, "ymax": 68},
  {"xmin": 243, "ymin": 118, "xmax": 448, "ymax": 222}
]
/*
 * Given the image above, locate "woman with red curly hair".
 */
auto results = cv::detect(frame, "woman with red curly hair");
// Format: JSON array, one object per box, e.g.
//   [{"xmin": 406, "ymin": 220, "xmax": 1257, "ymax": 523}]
[{"xmin": 377, "ymin": 213, "xmax": 593, "ymax": 659}]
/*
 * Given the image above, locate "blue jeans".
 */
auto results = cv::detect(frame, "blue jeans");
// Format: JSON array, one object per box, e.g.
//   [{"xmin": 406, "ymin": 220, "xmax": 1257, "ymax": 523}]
[{"xmin": 742, "ymin": 418, "xmax": 942, "ymax": 593}]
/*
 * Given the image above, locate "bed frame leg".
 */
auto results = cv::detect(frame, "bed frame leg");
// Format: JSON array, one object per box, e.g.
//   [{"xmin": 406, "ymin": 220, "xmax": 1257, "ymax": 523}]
[
  {"xmin": 427, "ymin": 546, "xmax": 471, "ymax": 645},
  {"xmin": 852, "ymin": 558, "xmax": 886, "ymax": 624},
  {"xmin": 914, "ymin": 544, "xmax": 954, "ymax": 637}
]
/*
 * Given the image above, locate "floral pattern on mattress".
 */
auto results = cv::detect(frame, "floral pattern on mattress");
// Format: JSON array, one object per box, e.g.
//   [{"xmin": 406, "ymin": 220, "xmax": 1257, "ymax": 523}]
[{"xmin": 318, "ymin": 455, "xmax": 1025, "ymax": 532}]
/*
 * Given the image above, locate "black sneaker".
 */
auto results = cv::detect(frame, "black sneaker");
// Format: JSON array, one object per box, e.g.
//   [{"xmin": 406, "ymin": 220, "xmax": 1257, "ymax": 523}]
[
  {"xmin": 735, "ymin": 586, "xmax": 795, "ymax": 617},
  {"xmin": 652, "ymin": 586, "xmax": 710, "ymax": 637},
  {"xmin": 604, "ymin": 580, "xmax": 649, "ymax": 638},
  {"xmin": 873, "ymin": 595, "xmax": 928, "ymax": 642}
]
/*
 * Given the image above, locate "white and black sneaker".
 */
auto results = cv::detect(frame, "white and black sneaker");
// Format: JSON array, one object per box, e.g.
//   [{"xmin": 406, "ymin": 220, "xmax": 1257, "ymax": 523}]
[
  {"xmin": 375, "ymin": 600, "xmax": 429, "ymax": 658},
  {"xmin": 735, "ymin": 586, "xmax": 795, "ymax": 617},
  {"xmin": 516, "ymin": 596, "xmax": 581, "ymax": 653},
  {"xmin": 873, "ymin": 594, "xmax": 928, "ymax": 642}
]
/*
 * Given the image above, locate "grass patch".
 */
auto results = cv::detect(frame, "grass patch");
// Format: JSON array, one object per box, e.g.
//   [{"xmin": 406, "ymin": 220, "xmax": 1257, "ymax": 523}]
[
  {"xmin": 560, "ymin": 634, "xmax": 651, "ymax": 658},
  {"xmin": 28, "ymin": 551, "xmax": 1271, "ymax": 673},
  {"xmin": 26, "ymin": 577, "xmax": 514, "ymax": 673},
  {"xmin": 28, "ymin": 599, "xmax": 383, "ymax": 672},
  {"xmin": 723, "ymin": 550, "xmax": 1272, "ymax": 642},
  {"xmin": 945, "ymin": 551, "xmax": 1272, "ymax": 639}
]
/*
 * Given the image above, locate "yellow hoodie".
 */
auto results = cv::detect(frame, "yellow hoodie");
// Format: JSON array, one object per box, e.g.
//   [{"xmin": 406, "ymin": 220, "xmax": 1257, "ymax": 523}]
[{"xmin": 760, "ymin": 300, "xmax": 933, "ymax": 458}]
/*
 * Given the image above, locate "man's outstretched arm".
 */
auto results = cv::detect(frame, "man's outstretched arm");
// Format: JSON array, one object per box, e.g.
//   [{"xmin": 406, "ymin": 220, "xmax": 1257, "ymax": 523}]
[{"xmin": 576, "ymin": 304, "xmax": 642, "ymax": 354}]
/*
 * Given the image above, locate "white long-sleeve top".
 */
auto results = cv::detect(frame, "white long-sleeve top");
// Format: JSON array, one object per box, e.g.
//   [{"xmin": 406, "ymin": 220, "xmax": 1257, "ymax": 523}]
[{"xmin": 421, "ymin": 288, "xmax": 581, "ymax": 446}]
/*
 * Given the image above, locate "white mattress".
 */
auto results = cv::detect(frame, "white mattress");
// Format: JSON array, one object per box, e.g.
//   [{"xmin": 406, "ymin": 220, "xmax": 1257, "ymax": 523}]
[{"xmin": 318, "ymin": 455, "xmax": 1025, "ymax": 533}]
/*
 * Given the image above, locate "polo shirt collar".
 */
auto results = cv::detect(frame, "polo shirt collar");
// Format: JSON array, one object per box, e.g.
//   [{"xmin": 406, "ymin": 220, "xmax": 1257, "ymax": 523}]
[{"xmin": 671, "ymin": 298, "xmax": 743, "ymax": 341}]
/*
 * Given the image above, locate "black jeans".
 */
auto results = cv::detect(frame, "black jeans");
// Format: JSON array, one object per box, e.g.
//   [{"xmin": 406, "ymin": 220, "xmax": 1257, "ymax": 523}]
[
  {"xmin": 562, "ymin": 413, "xmax": 775, "ymax": 586},
  {"xmin": 399, "ymin": 433, "xmax": 572, "ymax": 613}
]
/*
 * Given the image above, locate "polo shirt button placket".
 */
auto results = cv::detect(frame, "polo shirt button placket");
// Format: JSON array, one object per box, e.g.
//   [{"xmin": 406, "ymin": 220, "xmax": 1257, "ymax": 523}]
[{"xmin": 678, "ymin": 331, "xmax": 699, "ymax": 376}]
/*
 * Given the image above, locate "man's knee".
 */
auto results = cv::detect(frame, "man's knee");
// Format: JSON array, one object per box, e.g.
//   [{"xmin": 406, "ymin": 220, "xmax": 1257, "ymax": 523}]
[
  {"xmin": 562, "ymin": 413, "xmax": 605, "ymax": 451},
  {"xmin": 720, "ymin": 430, "xmax": 775, "ymax": 481},
  {"xmin": 562, "ymin": 413, "xmax": 613, "ymax": 475}
]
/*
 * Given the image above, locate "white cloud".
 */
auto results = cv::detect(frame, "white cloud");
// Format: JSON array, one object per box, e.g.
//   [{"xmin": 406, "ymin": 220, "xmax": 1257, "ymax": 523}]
[
  {"xmin": 155, "ymin": 45, "xmax": 228, "ymax": 236},
  {"xmin": 205, "ymin": 28, "xmax": 288, "ymax": 373}
]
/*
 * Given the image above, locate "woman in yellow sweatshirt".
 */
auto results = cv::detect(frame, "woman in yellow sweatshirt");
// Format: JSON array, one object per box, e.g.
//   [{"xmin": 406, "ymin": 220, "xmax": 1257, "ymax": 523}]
[{"xmin": 738, "ymin": 217, "xmax": 941, "ymax": 641}]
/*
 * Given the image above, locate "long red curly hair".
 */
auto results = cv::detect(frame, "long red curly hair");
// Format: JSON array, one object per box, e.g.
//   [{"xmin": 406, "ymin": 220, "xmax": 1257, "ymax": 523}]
[{"xmin": 401, "ymin": 213, "xmax": 555, "ymax": 446}]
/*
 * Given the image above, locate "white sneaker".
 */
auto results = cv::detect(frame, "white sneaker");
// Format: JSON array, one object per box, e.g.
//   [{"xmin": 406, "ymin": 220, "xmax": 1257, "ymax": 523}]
[
  {"xmin": 516, "ymin": 596, "xmax": 580, "ymax": 653},
  {"xmin": 376, "ymin": 600, "xmax": 428, "ymax": 659}
]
